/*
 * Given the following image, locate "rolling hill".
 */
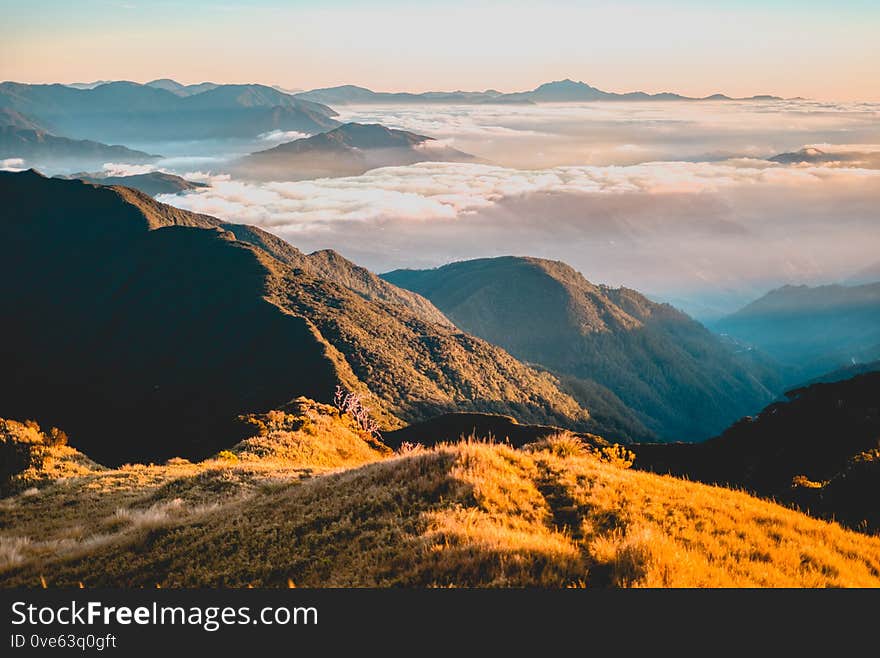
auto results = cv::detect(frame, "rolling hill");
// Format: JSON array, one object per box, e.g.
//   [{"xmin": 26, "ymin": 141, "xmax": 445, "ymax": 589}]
[
  {"xmin": 713, "ymin": 282, "xmax": 880, "ymax": 383},
  {"xmin": 239, "ymin": 122, "xmax": 476, "ymax": 179},
  {"xmin": 0, "ymin": 81, "xmax": 340, "ymax": 143},
  {"xmin": 2, "ymin": 408, "xmax": 878, "ymax": 587},
  {"xmin": 384, "ymin": 256, "xmax": 778, "ymax": 441},
  {"xmin": 0, "ymin": 169, "xmax": 591, "ymax": 464}
]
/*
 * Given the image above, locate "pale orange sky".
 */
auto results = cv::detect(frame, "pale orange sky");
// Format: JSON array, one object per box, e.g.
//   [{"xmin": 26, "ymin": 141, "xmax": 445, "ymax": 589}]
[{"xmin": 2, "ymin": 1, "xmax": 879, "ymax": 101}]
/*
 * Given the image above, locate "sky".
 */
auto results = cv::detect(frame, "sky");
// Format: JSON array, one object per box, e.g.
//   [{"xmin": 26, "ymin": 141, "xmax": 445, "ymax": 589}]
[{"xmin": 1, "ymin": 0, "xmax": 879, "ymax": 101}]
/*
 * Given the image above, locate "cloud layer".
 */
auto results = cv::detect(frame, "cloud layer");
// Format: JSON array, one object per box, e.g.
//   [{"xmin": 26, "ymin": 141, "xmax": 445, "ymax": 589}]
[{"xmin": 159, "ymin": 159, "xmax": 880, "ymax": 317}]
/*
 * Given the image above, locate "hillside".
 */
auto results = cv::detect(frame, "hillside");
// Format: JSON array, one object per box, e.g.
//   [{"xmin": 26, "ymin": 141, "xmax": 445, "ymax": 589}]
[
  {"xmin": 0, "ymin": 170, "xmax": 591, "ymax": 464},
  {"xmin": 239, "ymin": 122, "xmax": 476, "ymax": 179},
  {"xmin": 2, "ymin": 409, "xmax": 879, "ymax": 587},
  {"xmin": 633, "ymin": 372, "xmax": 880, "ymax": 533},
  {"xmin": 0, "ymin": 81, "xmax": 339, "ymax": 142},
  {"xmin": 60, "ymin": 171, "xmax": 208, "ymax": 196},
  {"xmin": 212, "ymin": 224, "xmax": 452, "ymax": 326},
  {"xmin": 713, "ymin": 282, "xmax": 880, "ymax": 383},
  {"xmin": 0, "ymin": 113, "xmax": 159, "ymax": 169},
  {"xmin": 384, "ymin": 257, "xmax": 777, "ymax": 441}
]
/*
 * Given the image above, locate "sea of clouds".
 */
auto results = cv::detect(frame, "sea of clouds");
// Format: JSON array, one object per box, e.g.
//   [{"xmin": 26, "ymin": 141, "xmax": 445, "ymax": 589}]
[{"xmin": 124, "ymin": 99, "xmax": 880, "ymax": 317}]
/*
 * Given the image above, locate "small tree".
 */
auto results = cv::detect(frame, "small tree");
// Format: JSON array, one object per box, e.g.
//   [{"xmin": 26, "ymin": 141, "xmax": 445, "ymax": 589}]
[{"xmin": 333, "ymin": 386, "xmax": 381, "ymax": 439}]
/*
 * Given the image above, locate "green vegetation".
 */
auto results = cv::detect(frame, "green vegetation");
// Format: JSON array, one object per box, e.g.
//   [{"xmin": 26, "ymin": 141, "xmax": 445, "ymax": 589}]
[
  {"xmin": 384, "ymin": 256, "xmax": 779, "ymax": 441},
  {"xmin": 0, "ymin": 170, "xmax": 589, "ymax": 465}
]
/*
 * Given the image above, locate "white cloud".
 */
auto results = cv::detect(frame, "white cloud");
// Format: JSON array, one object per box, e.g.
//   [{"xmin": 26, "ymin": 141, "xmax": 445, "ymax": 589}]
[
  {"xmin": 1, "ymin": 158, "xmax": 25, "ymax": 171},
  {"xmin": 160, "ymin": 160, "xmax": 880, "ymax": 228},
  {"xmin": 257, "ymin": 129, "xmax": 310, "ymax": 143}
]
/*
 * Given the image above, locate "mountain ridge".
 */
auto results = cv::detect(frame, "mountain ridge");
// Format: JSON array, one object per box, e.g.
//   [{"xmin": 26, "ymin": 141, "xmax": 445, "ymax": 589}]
[
  {"xmin": 0, "ymin": 81, "xmax": 340, "ymax": 142},
  {"xmin": 239, "ymin": 122, "xmax": 476, "ymax": 179},
  {"xmin": 384, "ymin": 256, "xmax": 778, "ymax": 441},
  {"xmin": 0, "ymin": 170, "xmax": 592, "ymax": 464},
  {"xmin": 295, "ymin": 78, "xmax": 785, "ymax": 105}
]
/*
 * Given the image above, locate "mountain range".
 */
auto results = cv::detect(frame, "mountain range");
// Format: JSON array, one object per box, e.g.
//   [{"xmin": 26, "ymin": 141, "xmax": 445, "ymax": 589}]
[
  {"xmin": 295, "ymin": 78, "xmax": 784, "ymax": 105},
  {"xmin": 0, "ymin": 169, "xmax": 596, "ymax": 464},
  {"xmin": 239, "ymin": 122, "xmax": 477, "ymax": 179},
  {"xmin": 713, "ymin": 282, "xmax": 880, "ymax": 384},
  {"xmin": 383, "ymin": 257, "xmax": 778, "ymax": 441},
  {"xmin": 0, "ymin": 81, "xmax": 340, "ymax": 143},
  {"xmin": 1, "ymin": 108, "xmax": 158, "ymax": 169}
]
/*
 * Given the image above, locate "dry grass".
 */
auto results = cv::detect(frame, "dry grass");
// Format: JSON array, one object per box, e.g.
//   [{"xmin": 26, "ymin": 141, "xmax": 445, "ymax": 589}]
[{"xmin": 1, "ymin": 415, "xmax": 879, "ymax": 588}]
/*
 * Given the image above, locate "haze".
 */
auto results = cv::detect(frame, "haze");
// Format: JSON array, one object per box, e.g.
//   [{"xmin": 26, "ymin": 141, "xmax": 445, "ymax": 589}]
[{"xmin": 2, "ymin": 0, "xmax": 879, "ymax": 102}]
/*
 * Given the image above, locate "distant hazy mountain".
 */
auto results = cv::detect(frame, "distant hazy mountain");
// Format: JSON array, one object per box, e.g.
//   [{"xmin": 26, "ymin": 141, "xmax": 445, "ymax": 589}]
[
  {"xmin": 295, "ymin": 84, "xmax": 511, "ymax": 105},
  {"xmin": 145, "ymin": 78, "xmax": 220, "ymax": 97},
  {"xmin": 768, "ymin": 146, "xmax": 880, "ymax": 168},
  {"xmin": 0, "ymin": 108, "xmax": 159, "ymax": 169},
  {"xmin": 769, "ymin": 147, "xmax": 838, "ymax": 164},
  {"xmin": 0, "ymin": 81, "xmax": 340, "ymax": 143},
  {"xmin": 58, "ymin": 171, "xmax": 207, "ymax": 196},
  {"xmin": 713, "ymin": 283, "xmax": 880, "ymax": 382},
  {"xmin": 239, "ymin": 122, "xmax": 476, "ymax": 179},
  {"xmin": 384, "ymin": 256, "xmax": 778, "ymax": 441},
  {"xmin": 634, "ymin": 372, "xmax": 880, "ymax": 533},
  {"xmin": 296, "ymin": 78, "xmax": 783, "ymax": 105},
  {"xmin": 0, "ymin": 170, "xmax": 592, "ymax": 463}
]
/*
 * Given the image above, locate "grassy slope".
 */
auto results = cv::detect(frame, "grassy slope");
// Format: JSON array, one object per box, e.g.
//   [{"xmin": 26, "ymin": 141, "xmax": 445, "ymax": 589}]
[{"xmin": 2, "ymin": 410, "xmax": 879, "ymax": 588}]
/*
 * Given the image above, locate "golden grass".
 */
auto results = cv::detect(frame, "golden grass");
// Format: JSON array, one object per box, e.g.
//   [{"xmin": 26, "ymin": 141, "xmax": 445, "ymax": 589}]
[{"xmin": 1, "ymin": 418, "xmax": 879, "ymax": 588}]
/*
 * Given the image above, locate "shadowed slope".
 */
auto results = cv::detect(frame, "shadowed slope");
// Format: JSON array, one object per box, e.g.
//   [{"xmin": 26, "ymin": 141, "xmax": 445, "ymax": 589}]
[
  {"xmin": 633, "ymin": 372, "xmax": 880, "ymax": 532},
  {"xmin": 0, "ymin": 171, "xmax": 589, "ymax": 463}
]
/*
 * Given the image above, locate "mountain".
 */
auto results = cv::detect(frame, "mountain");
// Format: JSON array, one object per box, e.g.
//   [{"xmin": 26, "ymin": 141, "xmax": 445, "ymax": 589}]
[
  {"xmin": 768, "ymin": 146, "xmax": 880, "ymax": 168},
  {"xmin": 238, "ymin": 122, "xmax": 476, "ymax": 179},
  {"xmin": 145, "ymin": 78, "xmax": 220, "ymax": 96},
  {"xmin": 383, "ymin": 256, "xmax": 778, "ymax": 441},
  {"xmin": 59, "ymin": 171, "xmax": 208, "ymax": 196},
  {"xmin": 295, "ymin": 84, "xmax": 512, "ymax": 105},
  {"xmin": 295, "ymin": 79, "xmax": 784, "ymax": 105},
  {"xmin": 4, "ymin": 407, "xmax": 880, "ymax": 587},
  {"xmin": 1, "ymin": 109, "xmax": 159, "ymax": 169},
  {"xmin": 713, "ymin": 282, "xmax": 880, "ymax": 383},
  {"xmin": 633, "ymin": 372, "xmax": 880, "ymax": 533},
  {"xmin": 214, "ymin": 224, "xmax": 453, "ymax": 326},
  {"xmin": 769, "ymin": 147, "xmax": 838, "ymax": 164},
  {"xmin": 0, "ymin": 169, "xmax": 592, "ymax": 464},
  {"xmin": 500, "ymin": 79, "xmax": 784, "ymax": 103},
  {"xmin": 0, "ymin": 81, "xmax": 340, "ymax": 142}
]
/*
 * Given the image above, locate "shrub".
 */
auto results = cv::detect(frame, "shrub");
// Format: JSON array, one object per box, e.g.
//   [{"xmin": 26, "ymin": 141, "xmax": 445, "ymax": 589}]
[
  {"xmin": 215, "ymin": 450, "xmax": 239, "ymax": 463},
  {"xmin": 333, "ymin": 386, "xmax": 381, "ymax": 439},
  {"xmin": 47, "ymin": 427, "xmax": 68, "ymax": 447}
]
